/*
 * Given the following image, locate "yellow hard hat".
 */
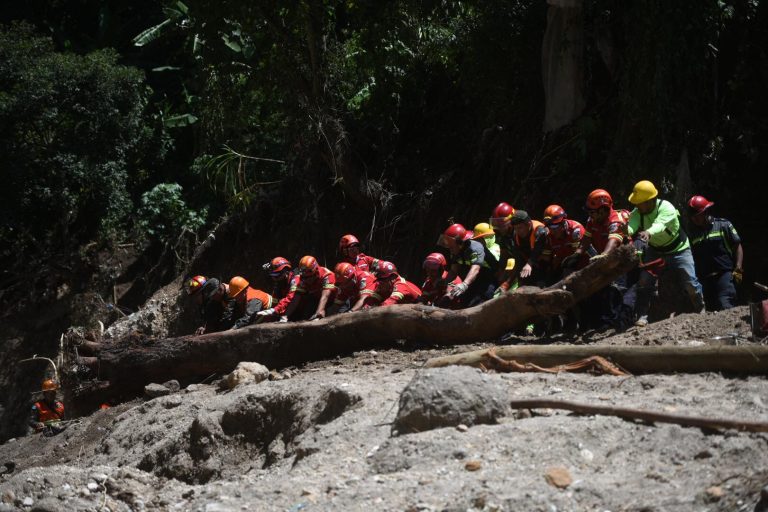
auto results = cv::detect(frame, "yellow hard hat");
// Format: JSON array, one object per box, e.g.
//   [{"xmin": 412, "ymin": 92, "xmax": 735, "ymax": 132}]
[
  {"xmin": 628, "ymin": 180, "xmax": 658, "ymax": 205},
  {"xmin": 227, "ymin": 276, "xmax": 249, "ymax": 298},
  {"xmin": 42, "ymin": 379, "xmax": 58, "ymax": 391},
  {"xmin": 472, "ymin": 222, "xmax": 495, "ymax": 239}
]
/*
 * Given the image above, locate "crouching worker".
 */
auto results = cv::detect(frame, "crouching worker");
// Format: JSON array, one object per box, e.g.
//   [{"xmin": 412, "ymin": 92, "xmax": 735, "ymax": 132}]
[
  {"xmin": 262, "ymin": 256, "xmax": 337, "ymax": 321},
  {"xmin": 370, "ymin": 261, "xmax": 422, "ymax": 307},
  {"xmin": 419, "ymin": 252, "xmax": 462, "ymax": 308},
  {"xmin": 332, "ymin": 262, "xmax": 378, "ymax": 313},
  {"xmin": 437, "ymin": 223, "xmax": 498, "ymax": 307},
  {"xmin": 30, "ymin": 380, "xmax": 65, "ymax": 436},
  {"xmin": 187, "ymin": 276, "xmax": 233, "ymax": 334},
  {"xmin": 226, "ymin": 276, "xmax": 274, "ymax": 329}
]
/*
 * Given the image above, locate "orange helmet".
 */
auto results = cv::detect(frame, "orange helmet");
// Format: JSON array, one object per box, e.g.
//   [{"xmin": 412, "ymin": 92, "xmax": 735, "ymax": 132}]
[
  {"xmin": 334, "ymin": 262, "xmax": 357, "ymax": 284},
  {"xmin": 186, "ymin": 275, "xmax": 207, "ymax": 295},
  {"xmin": 688, "ymin": 195, "xmax": 714, "ymax": 215},
  {"xmin": 376, "ymin": 261, "xmax": 398, "ymax": 280},
  {"xmin": 267, "ymin": 257, "xmax": 291, "ymax": 277},
  {"xmin": 423, "ymin": 252, "xmax": 447, "ymax": 271},
  {"xmin": 42, "ymin": 379, "xmax": 58, "ymax": 391},
  {"xmin": 542, "ymin": 205, "xmax": 566, "ymax": 226},
  {"xmin": 298, "ymin": 256, "xmax": 319, "ymax": 277},
  {"xmin": 339, "ymin": 234, "xmax": 360, "ymax": 251},
  {"xmin": 586, "ymin": 189, "xmax": 613, "ymax": 210},
  {"xmin": 227, "ymin": 276, "xmax": 249, "ymax": 298}
]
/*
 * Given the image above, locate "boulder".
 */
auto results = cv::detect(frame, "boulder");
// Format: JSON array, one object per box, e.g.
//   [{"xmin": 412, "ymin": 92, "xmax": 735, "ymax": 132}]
[
  {"xmin": 393, "ymin": 366, "xmax": 509, "ymax": 435},
  {"xmin": 224, "ymin": 362, "xmax": 270, "ymax": 390}
]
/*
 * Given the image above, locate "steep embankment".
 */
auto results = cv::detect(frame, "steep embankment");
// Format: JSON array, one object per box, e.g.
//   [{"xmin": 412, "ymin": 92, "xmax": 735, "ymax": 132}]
[{"xmin": 0, "ymin": 307, "xmax": 766, "ymax": 511}]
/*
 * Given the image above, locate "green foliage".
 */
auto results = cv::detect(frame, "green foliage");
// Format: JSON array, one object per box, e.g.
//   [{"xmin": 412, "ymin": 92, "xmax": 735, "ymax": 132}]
[
  {"xmin": 136, "ymin": 183, "xmax": 206, "ymax": 245},
  {"xmin": 0, "ymin": 22, "xmax": 167, "ymax": 264}
]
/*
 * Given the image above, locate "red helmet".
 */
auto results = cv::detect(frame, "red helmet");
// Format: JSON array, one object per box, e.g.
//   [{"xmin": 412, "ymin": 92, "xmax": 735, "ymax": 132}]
[
  {"xmin": 376, "ymin": 261, "xmax": 398, "ymax": 280},
  {"xmin": 542, "ymin": 205, "xmax": 566, "ymax": 226},
  {"xmin": 334, "ymin": 262, "xmax": 357, "ymax": 284},
  {"xmin": 423, "ymin": 252, "xmax": 447, "ymax": 271},
  {"xmin": 268, "ymin": 257, "xmax": 291, "ymax": 277},
  {"xmin": 298, "ymin": 255, "xmax": 319, "ymax": 277},
  {"xmin": 339, "ymin": 234, "xmax": 360, "ymax": 251},
  {"xmin": 688, "ymin": 195, "xmax": 714, "ymax": 215},
  {"xmin": 186, "ymin": 275, "xmax": 207, "ymax": 295},
  {"xmin": 490, "ymin": 202, "xmax": 516, "ymax": 227},
  {"xmin": 586, "ymin": 189, "xmax": 613, "ymax": 210}
]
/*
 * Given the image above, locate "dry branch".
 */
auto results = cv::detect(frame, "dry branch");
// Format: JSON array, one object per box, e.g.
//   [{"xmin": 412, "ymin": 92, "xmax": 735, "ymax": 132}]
[
  {"xmin": 425, "ymin": 345, "xmax": 768, "ymax": 375},
  {"xmin": 510, "ymin": 399, "xmax": 768, "ymax": 433}
]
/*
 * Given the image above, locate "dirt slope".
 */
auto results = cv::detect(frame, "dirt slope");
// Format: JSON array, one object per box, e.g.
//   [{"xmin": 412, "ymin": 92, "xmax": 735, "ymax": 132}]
[{"xmin": 0, "ymin": 307, "xmax": 766, "ymax": 511}]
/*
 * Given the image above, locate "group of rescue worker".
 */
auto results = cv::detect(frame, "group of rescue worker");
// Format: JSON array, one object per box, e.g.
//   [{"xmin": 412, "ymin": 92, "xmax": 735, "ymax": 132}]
[
  {"xmin": 26, "ymin": 180, "xmax": 744, "ymax": 436},
  {"xmin": 186, "ymin": 179, "xmax": 744, "ymax": 334}
]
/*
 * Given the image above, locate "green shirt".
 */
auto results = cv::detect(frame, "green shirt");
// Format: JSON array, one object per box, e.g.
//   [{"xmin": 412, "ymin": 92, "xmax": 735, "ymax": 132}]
[{"xmin": 627, "ymin": 198, "xmax": 690, "ymax": 253}]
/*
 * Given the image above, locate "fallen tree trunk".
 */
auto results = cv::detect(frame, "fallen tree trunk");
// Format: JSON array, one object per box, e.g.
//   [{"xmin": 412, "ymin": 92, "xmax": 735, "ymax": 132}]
[
  {"xmin": 425, "ymin": 344, "xmax": 768, "ymax": 375},
  {"xmin": 70, "ymin": 245, "xmax": 637, "ymax": 408},
  {"xmin": 509, "ymin": 399, "xmax": 768, "ymax": 433}
]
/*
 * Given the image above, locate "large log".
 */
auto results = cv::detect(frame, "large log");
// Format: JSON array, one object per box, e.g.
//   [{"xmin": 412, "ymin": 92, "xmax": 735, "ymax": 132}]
[
  {"xmin": 425, "ymin": 344, "xmax": 768, "ymax": 375},
  {"xmin": 71, "ymin": 245, "xmax": 637, "ymax": 406}
]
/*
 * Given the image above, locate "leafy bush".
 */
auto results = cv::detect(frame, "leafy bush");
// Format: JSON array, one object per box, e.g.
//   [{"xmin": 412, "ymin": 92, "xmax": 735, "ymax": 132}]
[
  {"xmin": 0, "ymin": 23, "xmax": 166, "ymax": 265},
  {"xmin": 136, "ymin": 183, "xmax": 206, "ymax": 246}
]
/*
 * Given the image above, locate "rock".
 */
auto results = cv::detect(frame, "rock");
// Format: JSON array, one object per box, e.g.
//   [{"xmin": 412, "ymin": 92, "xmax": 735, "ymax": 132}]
[
  {"xmin": 162, "ymin": 380, "xmax": 181, "ymax": 392},
  {"xmin": 87, "ymin": 482, "xmax": 99, "ymax": 491},
  {"xmin": 456, "ymin": 424, "xmax": 469, "ymax": 432},
  {"xmin": 465, "ymin": 460, "xmax": 482, "ymax": 471},
  {"xmin": 29, "ymin": 497, "xmax": 66, "ymax": 512},
  {"xmin": 580, "ymin": 448, "xmax": 594, "ymax": 462},
  {"xmin": 393, "ymin": 367, "xmax": 509, "ymax": 434},
  {"xmin": 544, "ymin": 466, "xmax": 573, "ymax": 489},
  {"xmin": 706, "ymin": 486, "xmax": 724, "ymax": 501},
  {"xmin": 1, "ymin": 490, "xmax": 14, "ymax": 504},
  {"xmin": 224, "ymin": 362, "xmax": 270, "ymax": 389},
  {"xmin": 144, "ymin": 383, "xmax": 171, "ymax": 398},
  {"xmin": 22, "ymin": 497, "xmax": 34, "ymax": 506}
]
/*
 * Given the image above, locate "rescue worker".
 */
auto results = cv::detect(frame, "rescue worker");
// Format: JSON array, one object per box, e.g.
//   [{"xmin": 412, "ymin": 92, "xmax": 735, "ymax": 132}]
[
  {"xmin": 472, "ymin": 223, "xmax": 500, "ymax": 261},
  {"xmin": 369, "ymin": 261, "xmax": 422, "ymax": 306},
  {"xmin": 437, "ymin": 223, "xmax": 498, "ymax": 307},
  {"xmin": 627, "ymin": 180, "xmax": 704, "ymax": 326},
  {"xmin": 257, "ymin": 256, "xmax": 299, "ymax": 323},
  {"xmin": 419, "ymin": 252, "xmax": 462, "ymax": 308},
  {"xmin": 569, "ymin": 189, "xmax": 631, "ymax": 331},
  {"xmin": 687, "ymin": 195, "xmax": 743, "ymax": 311},
  {"xmin": 29, "ymin": 380, "xmax": 65, "ymax": 434},
  {"xmin": 542, "ymin": 205, "xmax": 586, "ymax": 280},
  {"xmin": 189, "ymin": 276, "xmax": 232, "ymax": 334},
  {"xmin": 496, "ymin": 211, "xmax": 549, "ymax": 288},
  {"xmin": 270, "ymin": 256, "xmax": 337, "ymax": 320},
  {"xmin": 338, "ymin": 234, "xmax": 380, "ymax": 273},
  {"xmin": 226, "ymin": 276, "xmax": 274, "ymax": 329},
  {"xmin": 571, "ymin": 189, "xmax": 627, "ymax": 262},
  {"xmin": 332, "ymin": 262, "xmax": 378, "ymax": 313}
]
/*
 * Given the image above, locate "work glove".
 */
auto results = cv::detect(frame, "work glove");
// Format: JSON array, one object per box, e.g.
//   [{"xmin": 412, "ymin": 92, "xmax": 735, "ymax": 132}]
[
  {"xmin": 195, "ymin": 326, "xmax": 206, "ymax": 335},
  {"xmin": 448, "ymin": 282, "xmax": 468, "ymax": 298},
  {"xmin": 589, "ymin": 253, "xmax": 607, "ymax": 263},
  {"xmin": 732, "ymin": 268, "xmax": 743, "ymax": 285},
  {"xmin": 561, "ymin": 253, "xmax": 580, "ymax": 269},
  {"xmin": 256, "ymin": 308, "xmax": 276, "ymax": 317},
  {"xmin": 278, "ymin": 315, "xmax": 288, "ymax": 323}
]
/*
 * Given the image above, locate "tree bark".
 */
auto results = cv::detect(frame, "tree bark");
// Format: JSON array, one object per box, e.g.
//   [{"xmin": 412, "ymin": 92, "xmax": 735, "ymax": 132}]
[
  {"xmin": 71, "ymin": 245, "xmax": 638, "ymax": 407},
  {"xmin": 425, "ymin": 344, "xmax": 768, "ymax": 375}
]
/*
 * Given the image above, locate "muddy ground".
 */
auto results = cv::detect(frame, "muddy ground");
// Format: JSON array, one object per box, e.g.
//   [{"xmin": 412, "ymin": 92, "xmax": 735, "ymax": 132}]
[{"xmin": 0, "ymin": 306, "xmax": 766, "ymax": 512}]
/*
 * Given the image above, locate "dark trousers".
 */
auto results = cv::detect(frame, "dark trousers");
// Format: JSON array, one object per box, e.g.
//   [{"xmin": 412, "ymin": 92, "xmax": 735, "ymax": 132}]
[{"xmin": 701, "ymin": 271, "xmax": 737, "ymax": 311}]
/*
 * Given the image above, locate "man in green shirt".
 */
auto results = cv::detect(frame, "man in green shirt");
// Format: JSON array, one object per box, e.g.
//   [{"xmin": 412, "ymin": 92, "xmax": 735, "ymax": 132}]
[{"xmin": 627, "ymin": 180, "xmax": 704, "ymax": 326}]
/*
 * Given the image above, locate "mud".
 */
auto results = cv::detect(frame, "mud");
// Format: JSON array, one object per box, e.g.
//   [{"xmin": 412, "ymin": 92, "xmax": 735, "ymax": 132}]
[{"xmin": 0, "ymin": 306, "xmax": 766, "ymax": 511}]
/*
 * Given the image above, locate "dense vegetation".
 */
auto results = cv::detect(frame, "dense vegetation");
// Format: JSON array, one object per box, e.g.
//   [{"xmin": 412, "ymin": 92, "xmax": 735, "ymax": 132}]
[{"xmin": 1, "ymin": 0, "xmax": 766, "ymax": 308}]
